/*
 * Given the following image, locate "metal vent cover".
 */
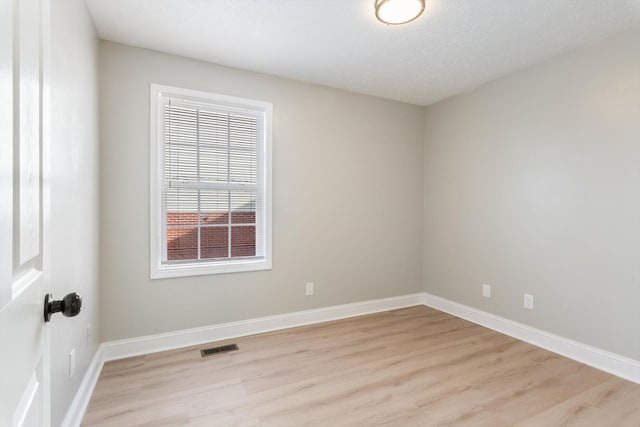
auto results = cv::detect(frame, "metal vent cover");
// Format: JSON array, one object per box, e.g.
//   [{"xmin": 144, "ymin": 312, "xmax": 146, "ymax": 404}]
[{"xmin": 200, "ymin": 343, "xmax": 239, "ymax": 357}]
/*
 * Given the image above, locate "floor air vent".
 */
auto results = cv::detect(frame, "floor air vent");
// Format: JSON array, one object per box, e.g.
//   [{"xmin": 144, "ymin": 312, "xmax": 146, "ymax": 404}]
[{"xmin": 200, "ymin": 344, "xmax": 239, "ymax": 357}]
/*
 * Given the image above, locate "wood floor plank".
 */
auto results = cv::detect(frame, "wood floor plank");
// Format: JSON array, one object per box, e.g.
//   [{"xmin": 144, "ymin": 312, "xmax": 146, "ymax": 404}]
[
  {"xmin": 82, "ymin": 306, "xmax": 640, "ymax": 426},
  {"xmin": 516, "ymin": 377, "xmax": 640, "ymax": 427}
]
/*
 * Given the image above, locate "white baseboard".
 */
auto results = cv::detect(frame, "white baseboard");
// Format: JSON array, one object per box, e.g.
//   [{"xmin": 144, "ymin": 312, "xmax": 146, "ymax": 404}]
[
  {"xmin": 61, "ymin": 345, "xmax": 105, "ymax": 427},
  {"xmin": 101, "ymin": 292, "xmax": 425, "ymax": 361},
  {"xmin": 424, "ymin": 292, "xmax": 640, "ymax": 384}
]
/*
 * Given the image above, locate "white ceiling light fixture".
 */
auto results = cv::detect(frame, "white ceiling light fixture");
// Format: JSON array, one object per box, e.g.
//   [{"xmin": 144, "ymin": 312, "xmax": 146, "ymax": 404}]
[{"xmin": 375, "ymin": 0, "xmax": 425, "ymax": 25}]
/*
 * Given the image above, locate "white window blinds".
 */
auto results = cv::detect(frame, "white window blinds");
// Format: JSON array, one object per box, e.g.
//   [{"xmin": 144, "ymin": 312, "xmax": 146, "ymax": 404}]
[{"xmin": 160, "ymin": 97, "xmax": 265, "ymax": 264}]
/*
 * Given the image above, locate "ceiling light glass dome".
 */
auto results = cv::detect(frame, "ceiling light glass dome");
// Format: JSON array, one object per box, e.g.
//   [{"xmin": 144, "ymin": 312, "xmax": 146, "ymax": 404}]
[{"xmin": 375, "ymin": 0, "xmax": 426, "ymax": 25}]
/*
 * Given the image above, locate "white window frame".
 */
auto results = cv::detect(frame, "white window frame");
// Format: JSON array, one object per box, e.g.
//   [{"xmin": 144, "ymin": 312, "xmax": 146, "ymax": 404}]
[{"xmin": 149, "ymin": 84, "xmax": 272, "ymax": 279}]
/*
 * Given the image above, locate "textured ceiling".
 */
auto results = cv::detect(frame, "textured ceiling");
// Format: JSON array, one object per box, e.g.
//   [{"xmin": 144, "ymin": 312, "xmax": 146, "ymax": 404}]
[{"xmin": 86, "ymin": 0, "xmax": 640, "ymax": 106}]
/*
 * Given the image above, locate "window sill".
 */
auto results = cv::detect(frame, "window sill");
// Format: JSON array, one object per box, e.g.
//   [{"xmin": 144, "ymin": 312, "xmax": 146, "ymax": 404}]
[{"xmin": 150, "ymin": 257, "xmax": 271, "ymax": 279}]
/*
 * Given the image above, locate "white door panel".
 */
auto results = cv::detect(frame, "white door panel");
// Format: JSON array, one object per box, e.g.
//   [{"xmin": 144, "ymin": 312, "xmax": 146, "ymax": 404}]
[
  {"xmin": 0, "ymin": 0, "xmax": 50, "ymax": 426},
  {"xmin": 0, "ymin": 281, "xmax": 44, "ymax": 427},
  {"xmin": 18, "ymin": 0, "xmax": 42, "ymax": 265},
  {"xmin": 0, "ymin": 0, "xmax": 14, "ymax": 308}
]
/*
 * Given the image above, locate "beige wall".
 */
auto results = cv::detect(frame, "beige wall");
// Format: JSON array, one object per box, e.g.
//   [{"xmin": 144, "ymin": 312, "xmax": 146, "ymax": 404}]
[
  {"xmin": 99, "ymin": 42, "xmax": 425, "ymax": 341},
  {"xmin": 423, "ymin": 29, "xmax": 640, "ymax": 359},
  {"xmin": 49, "ymin": 0, "xmax": 100, "ymax": 425}
]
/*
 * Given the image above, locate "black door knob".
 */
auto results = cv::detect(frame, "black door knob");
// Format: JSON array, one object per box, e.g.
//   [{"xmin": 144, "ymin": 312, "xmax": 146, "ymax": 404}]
[{"xmin": 44, "ymin": 293, "xmax": 82, "ymax": 322}]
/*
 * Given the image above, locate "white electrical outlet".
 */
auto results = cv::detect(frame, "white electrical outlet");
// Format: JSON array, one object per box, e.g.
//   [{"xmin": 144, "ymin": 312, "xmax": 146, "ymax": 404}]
[
  {"xmin": 69, "ymin": 349, "xmax": 76, "ymax": 379},
  {"xmin": 305, "ymin": 282, "xmax": 314, "ymax": 296},
  {"xmin": 482, "ymin": 284, "xmax": 491, "ymax": 298},
  {"xmin": 524, "ymin": 294, "xmax": 534, "ymax": 310}
]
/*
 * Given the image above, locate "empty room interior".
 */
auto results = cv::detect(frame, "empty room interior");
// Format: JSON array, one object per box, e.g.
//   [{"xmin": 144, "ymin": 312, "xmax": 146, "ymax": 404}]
[{"xmin": 3, "ymin": 0, "xmax": 640, "ymax": 426}]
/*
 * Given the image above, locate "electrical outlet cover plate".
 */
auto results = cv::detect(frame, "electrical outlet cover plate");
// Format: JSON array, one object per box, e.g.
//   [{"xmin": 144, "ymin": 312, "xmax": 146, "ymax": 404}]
[
  {"xmin": 482, "ymin": 284, "xmax": 491, "ymax": 298},
  {"xmin": 69, "ymin": 349, "xmax": 76, "ymax": 379},
  {"xmin": 524, "ymin": 294, "xmax": 534, "ymax": 310},
  {"xmin": 305, "ymin": 282, "xmax": 314, "ymax": 296}
]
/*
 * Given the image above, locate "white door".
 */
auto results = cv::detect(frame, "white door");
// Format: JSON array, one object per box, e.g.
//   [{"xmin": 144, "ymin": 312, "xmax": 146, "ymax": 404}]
[{"xmin": 0, "ymin": 0, "xmax": 51, "ymax": 426}]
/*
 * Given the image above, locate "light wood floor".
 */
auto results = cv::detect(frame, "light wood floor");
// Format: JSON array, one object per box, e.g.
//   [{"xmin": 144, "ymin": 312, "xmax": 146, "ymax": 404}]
[{"xmin": 82, "ymin": 306, "xmax": 640, "ymax": 426}]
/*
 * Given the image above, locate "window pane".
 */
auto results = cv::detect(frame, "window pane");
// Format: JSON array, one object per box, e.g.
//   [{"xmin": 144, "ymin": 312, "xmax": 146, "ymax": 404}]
[
  {"xmin": 231, "ymin": 190, "xmax": 256, "ymax": 224},
  {"xmin": 229, "ymin": 148, "xmax": 256, "ymax": 184},
  {"xmin": 229, "ymin": 114, "xmax": 257, "ymax": 150},
  {"xmin": 199, "ymin": 110, "xmax": 229, "ymax": 183},
  {"xmin": 167, "ymin": 226, "xmax": 198, "ymax": 261},
  {"xmin": 229, "ymin": 114, "xmax": 257, "ymax": 184},
  {"xmin": 199, "ymin": 143, "xmax": 228, "ymax": 183},
  {"xmin": 231, "ymin": 225, "xmax": 256, "ymax": 257},
  {"xmin": 200, "ymin": 190, "xmax": 229, "ymax": 225},
  {"xmin": 201, "ymin": 226, "xmax": 229, "ymax": 259},
  {"xmin": 166, "ymin": 188, "xmax": 198, "ymax": 225},
  {"xmin": 165, "ymin": 105, "xmax": 198, "ymax": 182},
  {"xmin": 165, "ymin": 142, "xmax": 197, "ymax": 182},
  {"xmin": 198, "ymin": 110, "xmax": 228, "ymax": 145}
]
